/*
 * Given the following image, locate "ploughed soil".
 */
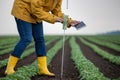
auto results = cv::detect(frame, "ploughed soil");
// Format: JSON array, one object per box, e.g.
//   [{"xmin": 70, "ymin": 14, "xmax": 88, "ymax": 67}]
[
  {"xmin": 0, "ymin": 39, "xmax": 58, "ymax": 78},
  {"xmin": 1, "ymin": 36, "xmax": 120, "ymax": 79},
  {"xmin": 0, "ymin": 44, "xmax": 34, "ymax": 61},
  {"xmin": 76, "ymin": 38, "xmax": 120, "ymax": 79},
  {"xmin": 83, "ymin": 38, "xmax": 120, "ymax": 56},
  {"xmin": 0, "ymin": 52, "xmax": 11, "ymax": 61},
  {"xmin": 0, "ymin": 38, "xmax": 80, "ymax": 80},
  {"xmin": 0, "ymin": 52, "xmax": 37, "ymax": 77},
  {"xmin": 31, "ymin": 40, "xmax": 80, "ymax": 80}
]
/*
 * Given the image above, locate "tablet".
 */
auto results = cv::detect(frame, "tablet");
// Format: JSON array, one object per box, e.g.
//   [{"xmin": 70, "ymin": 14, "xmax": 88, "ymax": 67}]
[{"xmin": 75, "ymin": 21, "xmax": 86, "ymax": 30}]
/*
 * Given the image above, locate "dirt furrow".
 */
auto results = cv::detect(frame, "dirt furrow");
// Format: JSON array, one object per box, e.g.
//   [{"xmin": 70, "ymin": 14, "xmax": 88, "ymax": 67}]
[
  {"xmin": 31, "ymin": 39, "xmax": 80, "ymax": 80},
  {"xmin": 0, "ymin": 45, "xmax": 34, "ymax": 61},
  {"xmin": 76, "ymin": 38, "xmax": 120, "ymax": 79},
  {"xmin": 0, "ymin": 53, "xmax": 36, "ymax": 77},
  {"xmin": 83, "ymin": 38, "xmax": 120, "ymax": 56},
  {"xmin": 0, "ymin": 39, "xmax": 58, "ymax": 78}
]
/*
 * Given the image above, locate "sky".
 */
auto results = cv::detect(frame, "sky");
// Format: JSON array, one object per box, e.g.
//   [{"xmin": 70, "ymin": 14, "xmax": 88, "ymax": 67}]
[{"xmin": 0, "ymin": 0, "xmax": 120, "ymax": 35}]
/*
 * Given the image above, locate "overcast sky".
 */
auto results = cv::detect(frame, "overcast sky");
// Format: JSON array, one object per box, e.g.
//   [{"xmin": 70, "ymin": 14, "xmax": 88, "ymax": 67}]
[{"xmin": 0, "ymin": 0, "xmax": 120, "ymax": 35}]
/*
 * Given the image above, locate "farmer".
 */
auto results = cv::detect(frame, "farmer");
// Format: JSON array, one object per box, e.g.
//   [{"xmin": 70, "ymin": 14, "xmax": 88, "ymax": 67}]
[{"xmin": 5, "ymin": 0, "xmax": 80, "ymax": 76}]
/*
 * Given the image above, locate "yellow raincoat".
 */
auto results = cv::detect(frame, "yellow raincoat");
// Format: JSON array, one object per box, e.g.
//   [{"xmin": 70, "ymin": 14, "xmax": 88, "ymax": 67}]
[{"xmin": 11, "ymin": 0, "xmax": 72, "ymax": 27}]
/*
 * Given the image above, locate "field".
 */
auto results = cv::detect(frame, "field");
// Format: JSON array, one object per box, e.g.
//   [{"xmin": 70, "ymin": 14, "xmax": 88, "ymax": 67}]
[{"xmin": 0, "ymin": 35, "xmax": 120, "ymax": 80}]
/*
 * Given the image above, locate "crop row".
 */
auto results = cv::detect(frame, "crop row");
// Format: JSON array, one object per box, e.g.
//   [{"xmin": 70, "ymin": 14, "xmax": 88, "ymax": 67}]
[
  {"xmin": 0, "ymin": 42, "xmax": 34, "ymax": 56},
  {"xmin": 86, "ymin": 35, "xmax": 120, "ymax": 44},
  {"xmin": 0, "ymin": 36, "xmax": 19, "ymax": 46},
  {"xmin": 0, "ymin": 36, "xmax": 60, "ymax": 55},
  {"xmin": 0, "ymin": 36, "xmax": 58, "ymax": 48},
  {"xmin": 0, "ymin": 36, "xmax": 67, "ymax": 80},
  {"xmin": 0, "ymin": 43, "xmax": 16, "ymax": 50},
  {"xmin": 0, "ymin": 36, "xmax": 61, "ymax": 68},
  {"xmin": 79, "ymin": 37, "xmax": 120, "ymax": 65},
  {"xmin": 69, "ymin": 37, "xmax": 110, "ymax": 80},
  {"xmin": 82, "ymin": 36, "xmax": 120, "ymax": 52},
  {"xmin": 0, "ymin": 35, "xmax": 119, "ymax": 80}
]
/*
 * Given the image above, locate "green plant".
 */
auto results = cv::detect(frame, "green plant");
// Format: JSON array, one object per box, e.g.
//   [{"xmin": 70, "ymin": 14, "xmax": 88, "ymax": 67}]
[
  {"xmin": 0, "ymin": 36, "xmax": 67, "ymax": 80},
  {"xmin": 79, "ymin": 37, "xmax": 120, "ymax": 65},
  {"xmin": 69, "ymin": 37, "xmax": 110, "ymax": 80}
]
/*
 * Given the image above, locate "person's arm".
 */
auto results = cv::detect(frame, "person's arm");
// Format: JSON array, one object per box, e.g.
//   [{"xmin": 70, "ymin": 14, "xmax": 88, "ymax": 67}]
[
  {"xmin": 31, "ymin": 0, "xmax": 58, "ymax": 23},
  {"xmin": 51, "ymin": 0, "xmax": 73, "ymax": 28}
]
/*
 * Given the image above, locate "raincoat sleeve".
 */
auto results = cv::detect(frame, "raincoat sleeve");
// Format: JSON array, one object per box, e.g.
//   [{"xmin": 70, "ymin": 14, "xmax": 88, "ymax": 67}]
[
  {"xmin": 51, "ymin": 0, "xmax": 73, "ymax": 28},
  {"xmin": 31, "ymin": 0, "xmax": 58, "ymax": 23}
]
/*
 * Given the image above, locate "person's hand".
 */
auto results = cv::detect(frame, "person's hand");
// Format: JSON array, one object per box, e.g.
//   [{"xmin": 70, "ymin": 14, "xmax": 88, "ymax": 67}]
[
  {"xmin": 71, "ymin": 20, "xmax": 80, "ymax": 27},
  {"xmin": 56, "ymin": 17, "xmax": 63, "ymax": 23}
]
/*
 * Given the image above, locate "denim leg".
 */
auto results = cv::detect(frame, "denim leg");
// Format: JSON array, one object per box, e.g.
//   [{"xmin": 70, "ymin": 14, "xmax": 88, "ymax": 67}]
[
  {"xmin": 32, "ymin": 22, "xmax": 46, "ymax": 56},
  {"xmin": 12, "ymin": 18, "xmax": 32, "ymax": 58}
]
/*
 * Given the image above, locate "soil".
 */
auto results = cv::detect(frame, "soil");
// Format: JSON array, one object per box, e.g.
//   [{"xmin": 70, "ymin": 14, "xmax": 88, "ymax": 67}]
[
  {"xmin": 0, "ymin": 53, "xmax": 37, "ymax": 77},
  {"xmin": 0, "ymin": 45, "xmax": 34, "ymax": 61},
  {"xmin": 95, "ymin": 38, "xmax": 120, "ymax": 45},
  {"xmin": 0, "ymin": 40, "xmax": 65, "ymax": 80},
  {"xmin": 76, "ymin": 38, "xmax": 120, "ymax": 79},
  {"xmin": 0, "ymin": 39, "xmax": 58, "ymax": 78},
  {"xmin": 1, "ymin": 36, "xmax": 120, "ymax": 80},
  {"xmin": 83, "ymin": 38, "xmax": 120, "ymax": 56},
  {"xmin": 0, "ymin": 52, "xmax": 10, "ymax": 61},
  {"xmin": 31, "ymin": 40, "xmax": 80, "ymax": 80}
]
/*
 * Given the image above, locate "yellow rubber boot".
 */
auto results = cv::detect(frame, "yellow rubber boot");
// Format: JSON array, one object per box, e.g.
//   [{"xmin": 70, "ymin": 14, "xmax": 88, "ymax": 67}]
[
  {"xmin": 37, "ymin": 56, "xmax": 55, "ymax": 76},
  {"xmin": 5, "ymin": 55, "xmax": 19, "ymax": 75}
]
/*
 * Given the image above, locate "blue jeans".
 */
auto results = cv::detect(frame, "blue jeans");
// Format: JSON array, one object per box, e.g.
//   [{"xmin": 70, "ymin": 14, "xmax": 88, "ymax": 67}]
[{"xmin": 12, "ymin": 18, "xmax": 46, "ymax": 58}]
